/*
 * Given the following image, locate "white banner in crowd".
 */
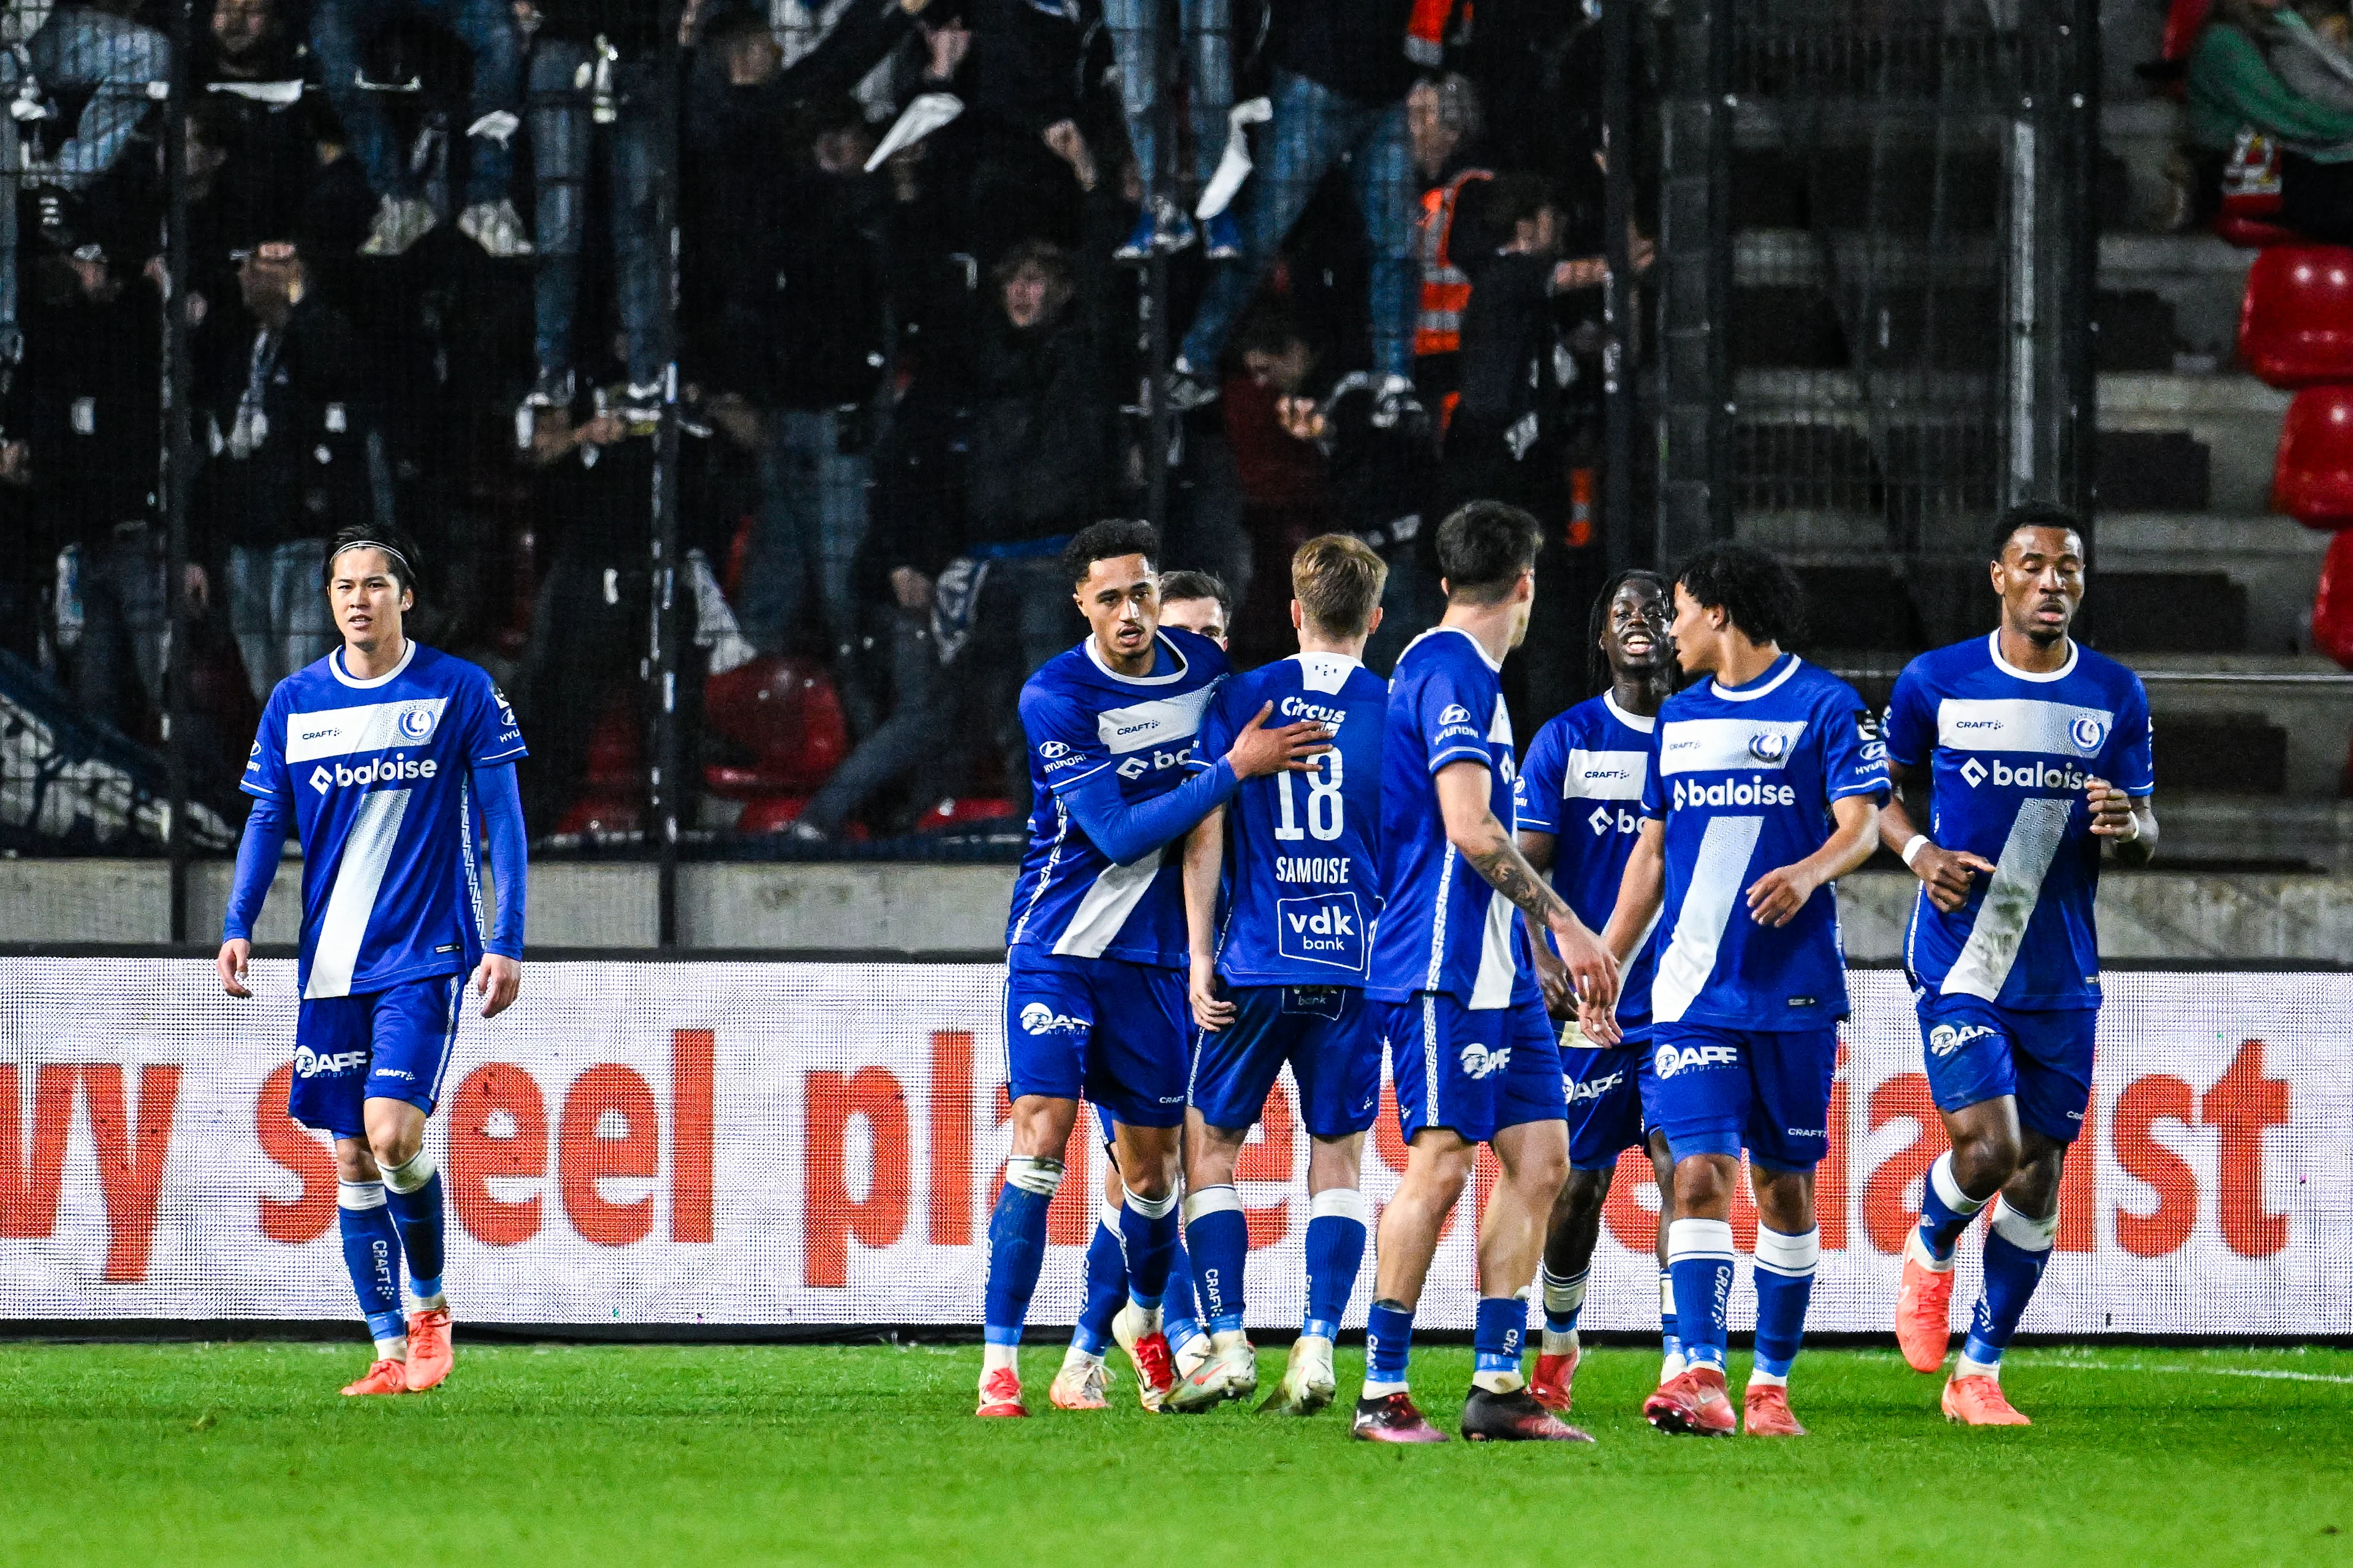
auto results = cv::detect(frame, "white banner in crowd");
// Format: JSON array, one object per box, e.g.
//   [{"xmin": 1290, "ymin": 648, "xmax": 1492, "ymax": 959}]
[{"xmin": 2, "ymin": 960, "xmax": 2347, "ymax": 1336}]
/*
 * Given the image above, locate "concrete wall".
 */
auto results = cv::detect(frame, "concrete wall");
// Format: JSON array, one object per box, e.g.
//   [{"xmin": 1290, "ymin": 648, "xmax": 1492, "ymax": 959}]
[{"xmin": 4, "ymin": 860, "xmax": 2349, "ymax": 964}]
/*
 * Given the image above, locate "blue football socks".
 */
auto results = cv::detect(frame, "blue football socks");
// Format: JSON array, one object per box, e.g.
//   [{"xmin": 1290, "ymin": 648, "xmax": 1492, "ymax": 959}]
[
  {"xmin": 381, "ymin": 1150, "xmax": 445, "ymax": 1305},
  {"xmin": 1182, "ymin": 1185, "xmax": 1249, "ymax": 1334},
  {"xmin": 982, "ymin": 1157, "xmax": 1063, "ymax": 1357},
  {"xmin": 1959, "ymin": 1199, "xmax": 2058, "ymax": 1378},
  {"xmin": 1364, "ymin": 1298, "xmax": 1415, "ymax": 1395},
  {"xmin": 337, "ymin": 1180, "xmax": 406, "ymax": 1348},
  {"xmin": 1749, "ymin": 1225, "xmax": 1820, "ymax": 1385},
  {"xmin": 1917, "ymin": 1151, "xmax": 1990, "ymax": 1264},
  {"xmin": 1119, "ymin": 1184, "xmax": 1180, "ymax": 1312},
  {"xmin": 1472, "ymin": 1294, "xmax": 1529, "ymax": 1390},
  {"xmin": 1072, "ymin": 1203, "xmax": 1125, "ymax": 1356},
  {"xmin": 1302, "ymin": 1187, "xmax": 1367, "ymax": 1343},
  {"xmin": 1668, "ymin": 1217, "xmax": 1736, "ymax": 1376}
]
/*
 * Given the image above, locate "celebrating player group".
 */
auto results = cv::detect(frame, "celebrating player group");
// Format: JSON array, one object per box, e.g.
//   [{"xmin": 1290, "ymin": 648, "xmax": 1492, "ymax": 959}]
[
  {"xmin": 981, "ymin": 497, "xmax": 2154, "ymax": 1441},
  {"xmin": 207, "ymin": 499, "xmax": 2153, "ymax": 1438}
]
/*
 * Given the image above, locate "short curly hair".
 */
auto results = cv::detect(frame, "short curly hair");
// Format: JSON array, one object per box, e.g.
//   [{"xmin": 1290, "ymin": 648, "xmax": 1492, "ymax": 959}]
[
  {"xmin": 1062, "ymin": 518, "xmax": 1160, "ymax": 588},
  {"xmin": 1674, "ymin": 543, "xmax": 1805, "ymax": 647}
]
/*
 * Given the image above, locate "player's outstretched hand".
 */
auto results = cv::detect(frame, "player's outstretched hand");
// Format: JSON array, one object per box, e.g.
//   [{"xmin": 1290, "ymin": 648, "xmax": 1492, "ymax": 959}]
[
  {"xmin": 217, "ymin": 938, "xmax": 252, "ymax": 998},
  {"xmin": 1529, "ymin": 938, "xmax": 1576, "ymax": 1020},
  {"xmin": 1546, "ymin": 914, "xmax": 1619, "ymax": 1017},
  {"xmin": 1912, "ymin": 841, "xmax": 1996, "ymax": 914},
  {"xmin": 1745, "ymin": 863, "xmax": 1821, "ymax": 928},
  {"xmin": 2085, "ymin": 776, "xmax": 2140, "ymax": 839},
  {"xmin": 1189, "ymin": 954, "xmax": 1234, "ymax": 1032},
  {"xmin": 1224, "ymin": 701, "xmax": 1332, "ymax": 780},
  {"xmin": 473, "ymin": 953, "xmax": 521, "ymax": 1018}
]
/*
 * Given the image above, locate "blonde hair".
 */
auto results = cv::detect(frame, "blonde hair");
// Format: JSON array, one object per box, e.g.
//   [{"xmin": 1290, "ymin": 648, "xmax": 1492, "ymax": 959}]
[{"xmin": 1292, "ymin": 534, "xmax": 1390, "ymax": 638}]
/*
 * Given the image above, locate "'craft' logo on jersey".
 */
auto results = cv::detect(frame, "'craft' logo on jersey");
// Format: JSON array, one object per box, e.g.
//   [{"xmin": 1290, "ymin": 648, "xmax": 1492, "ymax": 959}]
[
  {"xmin": 2070, "ymin": 715, "xmax": 2105, "ymax": 751},
  {"xmin": 1018, "ymin": 1002, "xmax": 1086, "ymax": 1036},
  {"xmin": 1439, "ymin": 704, "xmax": 1470, "ymax": 727},
  {"xmin": 1748, "ymin": 731, "xmax": 1790, "ymax": 763},
  {"xmin": 1654, "ymin": 1041, "xmax": 1739, "ymax": 1080},
  {"xmin": 1927, "ymin": 1023, "xmax": 1999, "ymax": 1058},
  {"xmin": 398, "ymin": 706, "xmax": 438, "ymax": 743},
  {"xmin": 1458, "ymin": 1042, "xmax": 1512, "ymax": 1080},
  {"xmin": 292, "ymin": 1045, "xmax": 366, "ymax": 1078}
]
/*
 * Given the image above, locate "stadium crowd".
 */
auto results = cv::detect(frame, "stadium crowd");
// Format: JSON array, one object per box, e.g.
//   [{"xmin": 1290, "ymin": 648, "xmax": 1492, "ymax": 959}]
[{"xmin": 0, "ymin": 0, "xmax": 1651, "ymax": 843}]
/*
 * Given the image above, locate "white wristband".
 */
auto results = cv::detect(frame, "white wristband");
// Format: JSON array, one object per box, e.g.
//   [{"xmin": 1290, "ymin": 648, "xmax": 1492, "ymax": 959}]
[{"xmin": 1900, "ymin": 834, "xmax": 1930, "ymax": 868}]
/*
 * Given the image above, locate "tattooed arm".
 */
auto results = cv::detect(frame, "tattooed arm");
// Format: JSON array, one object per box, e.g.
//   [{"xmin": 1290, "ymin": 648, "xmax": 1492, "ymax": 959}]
[{"xmin": 1434, "ymin": 760, "xmax": 1619, "ymax": 1012}]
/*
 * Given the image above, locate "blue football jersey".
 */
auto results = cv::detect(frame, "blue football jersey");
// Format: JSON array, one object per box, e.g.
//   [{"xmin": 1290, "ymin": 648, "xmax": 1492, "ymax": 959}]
[
  {"xmin": 1884, "ymin": 631, "xmax": 2154, "ymax": 1010},
  {"xmin": 1201, "ymin": 651, "xmax": 1388, "ymax": 987},
  {"xmin": 1006, "ymin": 628, "xmax": 1229, "ymax": 968},
  {"xmin": 240, "ymin": 641, "xmax": 528, "ymax": 999},
  {"xmin": 1369, "ymin": 627, "xmax": 1520, "ymax": 1007},
  {"xmin": 1517, "ymin": 694, "xmax": 1661, "ymax": 1023},
  {"xmin": 1640, "ymin": 654, "xmax": 1887, "ymax": 1028}
]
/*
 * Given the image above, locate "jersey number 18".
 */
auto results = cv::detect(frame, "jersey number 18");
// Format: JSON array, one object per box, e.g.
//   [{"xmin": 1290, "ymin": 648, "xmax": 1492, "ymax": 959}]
[{"xmin": 1273, "ymin": 752, "xmax": 1345, "ymax": 843}]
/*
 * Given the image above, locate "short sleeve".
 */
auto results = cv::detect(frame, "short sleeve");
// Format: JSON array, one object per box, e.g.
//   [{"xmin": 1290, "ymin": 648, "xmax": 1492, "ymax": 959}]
[
  {"xmin": 1021, "ymin": 684, "xmax": 1113, "ymax": 796},
  {"xmin": 1515, "ymin": 718, "xmax": 1567, "ymax": 833},
  {"xmin": 466, "ymin": 668, "xmax": 529, "ymax": 767},
  {"xmin": 2110, "ymin": 677, "xmax": 2156, "ymax": 796},
  {"xmin": 1819, "ymin": 686, "xmax": 1891, "ymax": 803},
  {"xmin": 1419, "ymin": 660, "xmax": 1495, "ymax": 775},
  {"xmin": 240, "ymin": 691, "xmax": 289, "ymax": 799},
  {"xmin": 1882, "ymin": 662, "xmax": 1935, "ymax": 772},
  {"xmin": 1639, "ymin": 724, "xmax": 1667, "ymax": 821}
]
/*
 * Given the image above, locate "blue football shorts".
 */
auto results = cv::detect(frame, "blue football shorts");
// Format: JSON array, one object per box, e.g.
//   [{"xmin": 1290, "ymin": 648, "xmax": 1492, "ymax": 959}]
[
  {"xmin": 1497, "ymin": 989, "xmax": 1569, "ymax": 1133},
  {"xmin": 1646, "ymin": 1020, "xmax": 1840, "ymax": 1172},
  {"xmin": 1380, "ymin": 992, "xmax": 1523, "ymax": 1145},
  {"xmin": 1561, "ymin": 1012, "xmax": 1659, "ymax": 1171},
  {"xmin": 289, "ymin": 973, "xmax": 466, "ymax": 1138},
  {"xmin": 1004, "ymin": 951, "xmax": 1189, "ymax": 1129},
  {"xmin": 1916, "ymin": 990, "xmax": 2097, "ymax": 1145},
  {"xmin": 1191, "ymin": 982, "xmax": 1379, "ymax": 1139}
]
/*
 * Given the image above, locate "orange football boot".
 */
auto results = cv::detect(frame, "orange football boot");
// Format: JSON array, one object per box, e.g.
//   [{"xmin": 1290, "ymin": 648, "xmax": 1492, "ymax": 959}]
[
  {"xmin": 1743, "ymin": 1383, "xmax": 1808, "ymax": 1436},
  {"xmin": 341, "ymin": 1358, "xmax": 410, "ymax": 1397},
  {"xmin": 1643, "ymin": 1365, "xmax": 1737, "ymax": 1436},
  {"xmin": 404, "ymin": 1307, "xmax": 454, "ymax": 1392},
  {"xmin": 1942, "ymin": 1374, "xmax": 2031, "ymax": 1426},
  {"xmin": 1895, "ymin": 1230, "xmax": 1957, "ymax": 1373}
]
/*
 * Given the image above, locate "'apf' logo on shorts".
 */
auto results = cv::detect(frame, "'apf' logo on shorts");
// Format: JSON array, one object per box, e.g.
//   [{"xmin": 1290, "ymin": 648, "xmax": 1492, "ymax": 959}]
[
  {"xmin": 1458, "ymin": 1042, "xmax": 1512, "ymax": 1080},
  {"xmin": 1564, "ymin": 1068, "xmax": 1625, "ymax": 1104},
  {"xmin": 1927, "ymin": 1022, "xmax": 1999, "ymax": 1058},
  {"xmin": 293, "ymin": 1044, "xmax": 366, "ymax": 1078},
  {"xmin": 1654, "ymin": 1041, "xmax": 1739, "ymax": 1080},
  {"xmin": 1018, "ymin": 1002, "xmax": 1087, "ymax": 1036}
]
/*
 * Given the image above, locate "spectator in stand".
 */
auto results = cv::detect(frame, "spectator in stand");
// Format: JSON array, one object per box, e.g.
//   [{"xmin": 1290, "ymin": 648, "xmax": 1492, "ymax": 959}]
[
  {"xmin": 1168, "ymin": 0, "xmax": 1424, "ymax": 431},
  {"xmin": 1104, "ymin": 0, "xmax": 1238, "ymax": 260},
  {"xmin": 699, "ymin": 98, "xmax": 887, "ymax": 725},
  {"xmin": 198, "ymin": 0, "xmax": 365, "ymax": 259},
  {"xmin": 2188, "ymin": 0, "xmax": 2353, "ymax": 241},
  {"xmin": 517, "ymin": 0, "xmax": 669, "ymax": 417},
  {"xmin": 197, "ymin": 241, "xmax": 374, "ymax": 699},
  {"xmin": 1407, "ymin": 72, "xmax": 1494, "ymax": 440},
  {"xmin": 308, "ymin": 0, "xmax": 532, "ymax": 257},
  {"xmin": 4, "ymin": 241, "xmax": 186, "ymax": 736},
  {"xmin": 964, "ymin": 239, "xmax": 1112, "ymax": 812}
]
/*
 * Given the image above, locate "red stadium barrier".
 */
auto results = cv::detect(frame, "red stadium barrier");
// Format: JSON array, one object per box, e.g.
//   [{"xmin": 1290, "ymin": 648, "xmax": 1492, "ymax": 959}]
[{"xmin": 0, "ymin": 960, "xmax": 2344, "ymax": 1336}]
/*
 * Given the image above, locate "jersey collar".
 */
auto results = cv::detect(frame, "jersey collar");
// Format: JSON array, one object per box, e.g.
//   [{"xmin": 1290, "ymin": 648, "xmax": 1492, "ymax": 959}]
[
  {"xmin": 330, "ymin": 637, "xmax": 417, "ymax": 689},
  {"xmin": 1412, "ymin": 624, "xmax": 1504, "ymax": 673},
  {"xmin": 1291, "ymin": 650, "xmax": 1362, "ymax": 694},
  {"xmin": 1986, "ymin": 629, "xmax": 2078, "ymax": 683},
  {"xmin": 1602, "ymin": 692, "xmax": 1657, "ymax": 733},
  {"xmin": 1709, "ymin": 651, "xmax": 1800, "ymax": 702},
  {"xmin": 1084, "ymin": 629, "xmax": 1190, "ymax": 686}
]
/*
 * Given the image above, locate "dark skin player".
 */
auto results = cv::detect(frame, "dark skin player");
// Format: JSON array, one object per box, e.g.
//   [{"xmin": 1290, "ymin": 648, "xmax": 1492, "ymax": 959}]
[
  {"xmin": 1876, "ymin": 521, "xmax": 2158, "ymax": 1221},
  {"xmin": 1521, "ymin": 576, "xmax": 1680, "ymax": 1325}
]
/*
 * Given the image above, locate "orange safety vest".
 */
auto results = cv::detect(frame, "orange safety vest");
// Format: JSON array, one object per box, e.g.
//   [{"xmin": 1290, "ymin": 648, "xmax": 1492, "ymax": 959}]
[{"xmin": 1415, "ymin": 166, "xmax": 1493, "ymax": 358}]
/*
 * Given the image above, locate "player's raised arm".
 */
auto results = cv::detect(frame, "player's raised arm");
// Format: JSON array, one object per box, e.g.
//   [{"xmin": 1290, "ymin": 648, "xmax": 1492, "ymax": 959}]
[
  {"xmin": 1181, "ymin": 806, "xmax": 1233, "ymax": 1031},
  {"xmin": 1434, "ymin": 759, "xmax": 1618, "ymax": 1010}
]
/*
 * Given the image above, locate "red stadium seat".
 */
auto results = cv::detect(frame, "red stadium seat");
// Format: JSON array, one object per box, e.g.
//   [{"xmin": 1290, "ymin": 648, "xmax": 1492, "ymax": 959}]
[
  {"xmin": 915, "ymin": 796, "xmax": 1016, "ymax": 833},
  {"xmin": 2314, "ymin": 528, "xmax": 2353, "ymax": 668},
  {"xmin": 555, "ymin": 794, "xmax": 643, "ymax": 837},
  {"xmin": 2239, "ymin": 245, "xmax": 2353, "ymax": 387},
  {"xmin": 2270, "ymin": 385, "xmax": 2353, "ymax": 526},
  {"xmin": 702, "ymin": 655, "xmax": 849, "ymax": 795},
  {"xmin": 734, "ymin": 794, "xmax": 811, "ymax": 834},
  {"xmin": 584, "ymin": 694, "xmax": 642, "ymax": 788}
]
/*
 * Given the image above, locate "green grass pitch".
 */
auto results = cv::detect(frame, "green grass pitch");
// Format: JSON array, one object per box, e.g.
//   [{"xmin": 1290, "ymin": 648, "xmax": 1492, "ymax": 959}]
[{"xmin": 4, "ymin": 1341, "xmax": 2350, "ymax": 1566}]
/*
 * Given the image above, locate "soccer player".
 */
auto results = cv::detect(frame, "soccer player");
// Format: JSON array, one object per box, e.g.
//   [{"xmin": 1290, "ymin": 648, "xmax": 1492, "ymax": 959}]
[
  {"xmin": 1514, "ymin": 570, "xmax": 1683, "ymax": 1412},
  {"xmin": 1882, "ymin": 504, "xmax": 2156, "ymax": 1426},
  {"xmin": 979, "ymin": 520, "xmax": 1330, "ymax": 1419},
  {"xmin": 1051, "ymin": 577, "xmax": 1232, "ymax": 1411},
  {"xmin": 1584, "ymin": 544, "xmax": 1886, "ymax": 1438},
  {"xmin": 1170, "ymin": 535, "xmax": 1392, "ymax": 1415},
  {"xmin": 1354, "ymin": 501, "xmax": 1616, "ymax": 1445},
  {"xmin": 216, "ymin": 526, "xmax": 527, "ymax": 1397}
]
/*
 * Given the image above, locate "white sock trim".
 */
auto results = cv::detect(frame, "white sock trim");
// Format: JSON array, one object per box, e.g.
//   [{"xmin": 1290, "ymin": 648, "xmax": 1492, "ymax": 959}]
[
  {"xmin": 1929, "ymin": 1151, "xmax": 1988, "ymax": 1216},
  {"xmin": 1098, "ymin": 1201, "xmax": 1123, "ymax": 1232},
  {"xmin": 1990, "ymin": 1195, "xmax": 2059, "ymax": 1253},
  {"xmin": 1955, "ymin": 1350, "xmax": 2002, "ymax": 1382},
  {"xmin": 1309, "ymin": 1186, "xmax": 1368, "ymax": 1222},
  {"xmin": 1004, "ymin": 1156, "xmax": 1064, "ymax": 1197},
  {"xmin": 1658, "ymin": 1270, "xmax": 1676, "ymax": 1314},
  {"xmin": 1182, "ymin": 1184, "xmax": 1243, "ymax": 1224},
  {"xmin": 1753, "ymin": 1225, "xmax": 1821, "ymax": 1276},
  {"xmin": 1124, "ymin": 1184, "xmax": 1179, "ymax": 1221},
  {"xmin": 337, "ymin": 1180, "xmax": 387, "ymax": 1211},
  {"xmin": 1540, "ymin": 1265, "xmax": 1590, "ymax": 1316},
  {"xmin": 982, "ymin": 1343, "xmax": 1020, "ymax": 1374},
  {"xmin": 1667, "ymin": 1216, "xmax": 1737, "ymax": 1263},
  {"xmin": 381, "ymin": 1149, "xmax": 437, "ymax": 1195},
  {"xmin": 1746, "ymin": 1368, "xmax": 1787, "ymax": 1389}
]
